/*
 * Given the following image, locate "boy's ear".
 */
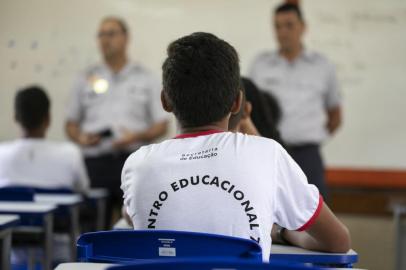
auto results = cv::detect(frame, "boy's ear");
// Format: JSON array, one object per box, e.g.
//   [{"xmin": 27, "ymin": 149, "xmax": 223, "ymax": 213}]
[
  {"xmin": 230, "ymin": 90, "xmax": 243, "ymax": 115},
  {"xmin": 161, "ymin": 90, "xmax": 173, "ymax": 113}
]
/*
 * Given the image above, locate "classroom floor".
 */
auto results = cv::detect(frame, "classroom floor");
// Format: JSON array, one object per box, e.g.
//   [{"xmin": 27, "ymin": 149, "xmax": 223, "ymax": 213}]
[{"xmin": 337, "ymin": 214, "xmax": 395, "ymax": 270}]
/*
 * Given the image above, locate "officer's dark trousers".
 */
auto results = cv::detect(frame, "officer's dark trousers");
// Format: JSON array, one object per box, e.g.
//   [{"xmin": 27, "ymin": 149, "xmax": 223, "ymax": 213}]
[
  {"xmin": 287, "ymin": 144, "xmax": 328, "ymax": 200},
  {"xmin": 85, "ymin": 152, "xmax": 131, "ymax": 228}
]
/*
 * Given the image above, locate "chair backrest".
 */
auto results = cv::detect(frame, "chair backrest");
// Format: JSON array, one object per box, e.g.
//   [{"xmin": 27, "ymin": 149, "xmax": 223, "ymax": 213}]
[
  {"xmin": 77, "ymin": 230, "xmax": 262, "ymax": 263},
  {"xmin": 32, "ymin": 187, "xmax": 73, "ymax": 194},
  {"xmin": 0, "ymin": 186, "xmax": 75, "ymax": 226},
  {"xmin": 0, "ymin": 186, "xmax": 73, "ymax": 202},
  {"xmin": 0, "ymin": 186, "xmax": 34, "ymax": 201},
  {"xmin": 106, "ymin": 259, "xmax": 324, "ymax": 270}
]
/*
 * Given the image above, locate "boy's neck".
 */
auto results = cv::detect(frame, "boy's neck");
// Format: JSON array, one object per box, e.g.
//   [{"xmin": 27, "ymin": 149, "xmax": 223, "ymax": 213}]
[
  {"xmin": 180, "ymin": 118, "xmax": 229, "ymax": 134},
  {"xmin": 23, "ymin": 129, "xmax": 46, "ymax": 139}
]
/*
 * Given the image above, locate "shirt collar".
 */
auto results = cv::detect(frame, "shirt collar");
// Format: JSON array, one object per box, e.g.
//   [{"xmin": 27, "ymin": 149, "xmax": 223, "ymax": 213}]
[{"xmin": 174, "ymin": 130, "xmax": 224, "ymax": 139}]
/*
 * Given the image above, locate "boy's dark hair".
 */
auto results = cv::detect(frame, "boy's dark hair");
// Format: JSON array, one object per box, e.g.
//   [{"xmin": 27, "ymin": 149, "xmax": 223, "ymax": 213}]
[
  {"xmin": 162, "ymin": 32, "xmax": 240, "ymax": 128},
  {"xmin": 274, "ymin": 3, "xmax": 304, "ymax": 22},
  {"xmin": 15, "ymin": 86, "xmax": 50, "ymax": 130}
]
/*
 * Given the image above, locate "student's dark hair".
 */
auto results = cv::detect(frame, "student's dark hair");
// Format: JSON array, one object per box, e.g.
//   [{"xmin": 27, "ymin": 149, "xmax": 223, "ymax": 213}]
[
  {"xmin": 102, "ymin": 16, "xmax": 128, "ymax": 35},
  {"xmin": 162, "ymin": 32, "xmax": 240, "ymax": 128},
  {"xmin": 242, "ymin": 78, "xmax": 283, "ymax": 144},
  {"xmin": 14, "ymin": 86, "xmax": 50, "ymax": 130},
  {"xmin": 274, "ymin": 3, "xmax": 304, "ymax": 22}
]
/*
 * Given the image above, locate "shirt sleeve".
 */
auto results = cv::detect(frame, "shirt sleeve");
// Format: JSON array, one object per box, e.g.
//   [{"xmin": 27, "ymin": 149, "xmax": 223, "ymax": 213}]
[
  {"xmin": 66, "ymin": 73, "xmax": 86, "ymax": 122},
  {"xmin": 121, "ymin": 148, "xmax": 147, "ymax": 220},
  {"xmin": 146, "ymin": 74, "xmax": 168, "ymax": 124},
  {"xmin": 273, "ymin": 144, "xmax": 323, "ymax": 231},
  {"xmin": 324, "ymin": 63, "xmax": 341, "ymax": 110}
]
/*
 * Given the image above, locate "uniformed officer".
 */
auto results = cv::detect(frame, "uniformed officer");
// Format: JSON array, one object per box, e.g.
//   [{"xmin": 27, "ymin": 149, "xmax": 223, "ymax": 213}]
[
  {"xmin": 65, "ymin": 17, "xmax": 168, "ymax": 225},
  {"xmin": 249, "ymin": 3, "xmax": 342, "ymax": 198}
]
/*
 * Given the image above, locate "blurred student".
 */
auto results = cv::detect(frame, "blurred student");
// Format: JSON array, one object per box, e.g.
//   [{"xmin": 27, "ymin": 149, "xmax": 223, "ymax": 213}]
[
  {"xmin": 228, "ymin": 80, "xmax": 259, "ymax": 135},
  {"xmin": 249, "ymin": 3, "xmax": 342, "ymax": 198},
  {"xmin": 121, "ymin": 32, "xmax": 350, "ymax": 261},
  {"xmin": 242, "ymin": 78, "xmax": 283, "ymax": 143},
  {"xmin": 0, "ymin": 86, "xmax": 89, "ymax": 191}
]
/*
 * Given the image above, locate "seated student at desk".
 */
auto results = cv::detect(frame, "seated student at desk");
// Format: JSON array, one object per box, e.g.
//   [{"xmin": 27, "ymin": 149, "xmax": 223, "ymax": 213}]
[
  {"xmin": 0, "ymin": 86, "xmax": 89, "ymax": 191},
  {"xmin": 121, "ymin": 32, "xmax": 351, "ymax": 261},
  {"xmin": 0, "ymin": 86, "xmax": 90, "ymax": 265}
]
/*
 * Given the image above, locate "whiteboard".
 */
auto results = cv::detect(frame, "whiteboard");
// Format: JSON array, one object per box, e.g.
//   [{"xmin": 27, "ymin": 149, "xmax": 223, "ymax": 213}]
[{"xmin": 0, "ymin": 0, "xmax": 405, "ymax": 168}]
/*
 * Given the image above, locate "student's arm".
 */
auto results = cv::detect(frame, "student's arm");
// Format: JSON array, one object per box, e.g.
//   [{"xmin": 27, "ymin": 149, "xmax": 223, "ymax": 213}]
[
  {"xmin": 238, "ymin": 102, "xmax": 260, "ymax": 136},
  {"xmin": 238, "ymin": 117, "xmax": 260, "ymax": 136},
  {"xmin": 273, "ymin": 203, "xmax": 350, "ymax": 253},
  {"xmin": 326, "ymin": 106, "xmax": 342, "ymax": 135},
  {"xmin": 272, "ymin": 143, "xmax": 351, "ymax": 253},
  {"xmin": 65, "ymin": 121, "xmax": 101, "ymax": 146},
  {"xmin": 112, "ymin": 120, "xmax": 168, "ymax": 149}
]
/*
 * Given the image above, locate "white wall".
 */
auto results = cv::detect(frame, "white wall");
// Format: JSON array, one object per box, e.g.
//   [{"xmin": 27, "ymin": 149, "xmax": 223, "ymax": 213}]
[{"xmin": 1, "ymin": 0, "xmax": 405, "ymax": 168}]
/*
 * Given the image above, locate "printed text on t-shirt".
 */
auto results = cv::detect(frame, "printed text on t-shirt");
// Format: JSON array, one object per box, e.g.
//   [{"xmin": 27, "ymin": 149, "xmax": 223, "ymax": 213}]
[
  {"xmin": 146, "ymin": 174, "xmax": 260, "ymax": 243},
  {"xmin": 179, "ymin": 148, "xmax": 218, "ymax": 161}
]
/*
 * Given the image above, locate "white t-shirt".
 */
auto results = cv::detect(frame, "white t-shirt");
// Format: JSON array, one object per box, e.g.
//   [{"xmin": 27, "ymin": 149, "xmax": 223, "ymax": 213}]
[
  {"xmin": 121, "ymin": 131, "xmax": 323, "ymax": 261},
  {"xmin": 0, "ymin": 138, "xmax": 89, "ymax": 191}
]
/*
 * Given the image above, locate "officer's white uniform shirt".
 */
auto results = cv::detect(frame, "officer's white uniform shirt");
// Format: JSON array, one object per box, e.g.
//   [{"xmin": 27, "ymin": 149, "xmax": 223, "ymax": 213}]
[
  {"xmin": 249, "ymin": 50, "xmax": 341, "ymax": 145},
  {"xmin": 121, "ymin": 131, "xmax": 323, "ymax": 261},
  {"xmin": 0, "ymin": 138, "xmax": 89, "ymax": 191},
  {"xmin": 67, "ymin": 62, "xmax": 167, "ymax": 157}
]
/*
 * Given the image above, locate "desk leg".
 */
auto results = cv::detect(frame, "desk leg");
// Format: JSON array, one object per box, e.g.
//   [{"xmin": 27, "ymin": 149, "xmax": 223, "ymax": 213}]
[
  {"xmin": 394, "ymin": 206, "xmax": 405, "ymax": 270},
  {"xmin": 96, "ymin": 198, "xmax": 107, "ymax": 230},
  {"xmin": 0, "ymin": 228, "xmax": 12, "ymax": 270},
  {"xmin": 42, "ymin": 213, "xmax": 53, "ymax": 270},
  {"xmin": 69, "ymin": 205, "xmax": 80, "ymax": 261}
]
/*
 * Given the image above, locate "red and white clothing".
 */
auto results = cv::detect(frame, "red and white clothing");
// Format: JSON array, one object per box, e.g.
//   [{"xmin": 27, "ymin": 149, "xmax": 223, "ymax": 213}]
[{"xmin": 121, "ymin": 131, "xmax": 322, "ymax": 261}]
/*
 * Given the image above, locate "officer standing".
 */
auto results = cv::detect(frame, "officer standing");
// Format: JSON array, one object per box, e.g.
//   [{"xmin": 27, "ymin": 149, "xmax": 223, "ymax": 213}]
[
  {"xmin": 65, "ymin": 17, "xmax": 168, "ymax": 225},
  {"xmin": 249, "ymin": 3, "xmax": 342, "ymax": 198}
]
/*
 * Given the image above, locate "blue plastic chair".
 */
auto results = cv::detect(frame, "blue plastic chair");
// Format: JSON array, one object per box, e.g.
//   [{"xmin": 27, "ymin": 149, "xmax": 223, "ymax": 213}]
[
  {"xmin": 0, "ymin": 186, "xmax": 72, "ymax": 202},
  {"xmin": 0, "ymin": 187, "xmax": 42, "ymax": 226},
  {"xmin": 106, "ymin": 259, "xmax": 324, "ymax": 270},
  {"xmin": 32, "ymin": 187, "xmax": 73, "ymax": 194},
  {"xmin": 0, "ymin": 186, "xmax": 76, "ymax": 222},
  {"xmin": 0, "ymin": 185, "xmax": 103, "ymax": 231},
  {"xmin": 77, "ymin": 230, "xmax": 263, "ymax": 263},
  {"xmin": 0, "ymin": 186, "xmax": 35, "ymax": 201}
]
